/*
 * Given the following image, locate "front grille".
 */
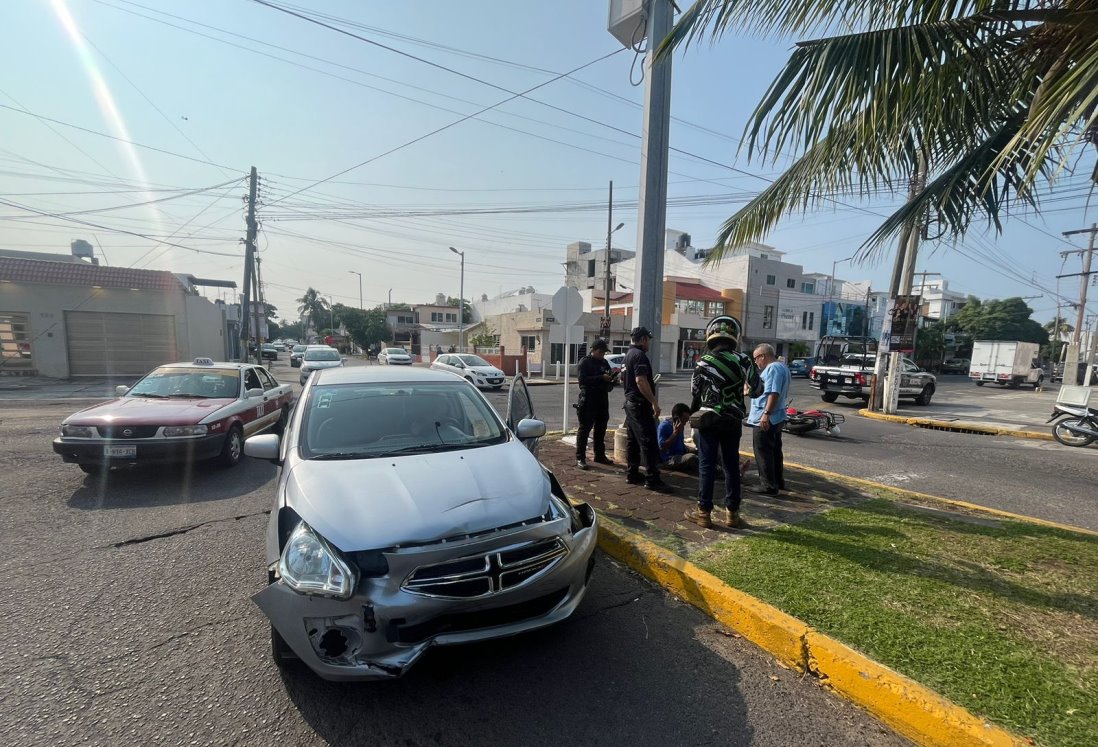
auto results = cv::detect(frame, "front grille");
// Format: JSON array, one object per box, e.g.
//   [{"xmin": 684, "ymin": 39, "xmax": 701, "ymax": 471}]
[
  {"xmin": 96, "ymin": 425, "xmax": 159, "ymax": 439},
  {"xmin": 388, "ymin": 588, "xmax": 569, "ymax": 643},
  {"xmin": 402, "ymin": 537, "xmax": 568, "ymax": 599}
]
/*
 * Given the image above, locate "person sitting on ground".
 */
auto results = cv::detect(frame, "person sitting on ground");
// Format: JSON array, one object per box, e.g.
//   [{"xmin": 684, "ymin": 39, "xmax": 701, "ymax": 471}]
[{"xmin": 657, "ymin": 403, "xmax": 698, "ymax": 473}]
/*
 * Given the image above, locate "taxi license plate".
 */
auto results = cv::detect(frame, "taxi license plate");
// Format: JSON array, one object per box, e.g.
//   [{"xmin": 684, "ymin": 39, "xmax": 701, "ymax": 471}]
[{"xmin": 104, "ymin": 445, "xmax": 137, "ymax": 458}]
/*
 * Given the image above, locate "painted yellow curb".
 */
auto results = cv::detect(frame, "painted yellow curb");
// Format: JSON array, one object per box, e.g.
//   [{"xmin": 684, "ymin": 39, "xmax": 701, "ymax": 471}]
[
  {"xmin": 596, "ymin": 517, "xmax": 1027, "ymax": 747},
  {"xmin": 858, "ymin": 408, "xmax": 1054, "ymax": 441}
]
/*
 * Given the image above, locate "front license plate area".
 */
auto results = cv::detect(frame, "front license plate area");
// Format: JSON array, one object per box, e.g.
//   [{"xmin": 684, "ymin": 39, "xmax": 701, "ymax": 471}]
[{"xmin": 104, "ymin": 445, "xmax": 137, "ymax": 458}]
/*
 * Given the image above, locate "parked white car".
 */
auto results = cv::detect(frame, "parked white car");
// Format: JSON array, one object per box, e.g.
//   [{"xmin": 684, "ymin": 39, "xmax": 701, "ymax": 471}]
[
  {"xmin": 432, "ymin": 353, "xmax": 506, "ymax": 390},
  {"xmin": 378, "ymin": 348, "xmax": 413, "ymax": 365},
  {"xmin": 299, "ymin": 347, "xmax": 344, "ymax": 385}
]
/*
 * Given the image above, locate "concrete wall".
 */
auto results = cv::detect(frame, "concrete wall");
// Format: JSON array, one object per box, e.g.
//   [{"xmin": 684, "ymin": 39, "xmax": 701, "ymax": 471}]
[{"xmin": 1, "ymin": 281, "xmax": 227, "ymax": 377}]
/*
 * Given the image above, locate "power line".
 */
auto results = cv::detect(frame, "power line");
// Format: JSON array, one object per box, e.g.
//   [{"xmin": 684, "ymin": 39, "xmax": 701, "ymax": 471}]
[{"xmin": 0, "ymin": 178, "xmax": 241, "ymax": 220}]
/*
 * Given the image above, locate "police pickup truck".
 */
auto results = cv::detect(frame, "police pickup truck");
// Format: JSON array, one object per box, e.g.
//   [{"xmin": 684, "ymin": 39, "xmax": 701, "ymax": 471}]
[{"xmin": 809, "ymin": 353, "xmax": 937, "ymax": 406}]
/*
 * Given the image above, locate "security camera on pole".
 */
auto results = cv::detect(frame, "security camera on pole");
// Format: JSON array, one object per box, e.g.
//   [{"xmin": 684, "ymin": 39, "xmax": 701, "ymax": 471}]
[{"xmin": 609, "ymin": 0, "xmax": 672, "ymax": 372}]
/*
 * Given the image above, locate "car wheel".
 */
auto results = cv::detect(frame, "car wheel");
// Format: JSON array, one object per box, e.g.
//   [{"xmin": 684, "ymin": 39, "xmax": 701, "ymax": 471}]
[
  {"xmin": 915, "ymin": 385, "xmax": 934, "ymax": 406},
  {"xmin": 218, "ymin": 425, "xmax": 244, "ymax": 468},
  {"xmin": 274, "ymin": 406, "xmax": 289, "ymax": 435},
  {"xmin": 271, "ymin": 625, "xmax": 300, "ymax": 667},
  {"xmin": 975, "ymin": 381, "xmax": 985, "ymax": 386},
  {"xmin": 78, "ymin": 463, "xmax": 102, "ymax": 475},
  {"xmin": 821, "ymin": 392, "xmax": 839, "ymax": 403}
]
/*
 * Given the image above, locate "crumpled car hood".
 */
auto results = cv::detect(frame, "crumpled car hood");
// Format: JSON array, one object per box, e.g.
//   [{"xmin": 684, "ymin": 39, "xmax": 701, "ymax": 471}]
[{"xmin": 283, "ymin": 438, "xmax": 549, "ymax": 551}]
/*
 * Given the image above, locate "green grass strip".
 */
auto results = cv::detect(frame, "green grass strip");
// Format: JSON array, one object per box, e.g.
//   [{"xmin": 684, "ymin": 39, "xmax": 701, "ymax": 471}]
[{"xmin": 692, "ymin": 499, "xmax": 1098, "ymax": 747}]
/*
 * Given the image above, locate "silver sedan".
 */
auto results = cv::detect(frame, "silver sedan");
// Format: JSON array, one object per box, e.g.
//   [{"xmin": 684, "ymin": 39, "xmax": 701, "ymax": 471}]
[{"xmin": 245, "ymin": 366, "xmax": 597, "ymax": 681}]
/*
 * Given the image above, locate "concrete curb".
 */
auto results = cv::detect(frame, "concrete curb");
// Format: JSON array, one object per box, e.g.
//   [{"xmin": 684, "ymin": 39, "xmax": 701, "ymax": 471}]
[
  {"xmin": 595, "ymin": 517, "xmax": 1026, "ymax": 747},
  {"xmin": 858, "ymin": 408, "xmax": 1054, "ymax": 441}
]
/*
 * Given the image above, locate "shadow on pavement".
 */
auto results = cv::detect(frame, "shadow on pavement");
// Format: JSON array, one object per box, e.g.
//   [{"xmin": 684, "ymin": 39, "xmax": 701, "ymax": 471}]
[{"xmin": 66, "ymin": 458, "xmax": 276, "ymax": 510}]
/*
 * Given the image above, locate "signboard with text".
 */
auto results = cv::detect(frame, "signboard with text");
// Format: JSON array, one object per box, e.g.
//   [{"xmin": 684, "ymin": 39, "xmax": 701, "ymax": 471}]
[{"xmin": 887, "ymin": 295, "xmax": 921, "ymax": 353}]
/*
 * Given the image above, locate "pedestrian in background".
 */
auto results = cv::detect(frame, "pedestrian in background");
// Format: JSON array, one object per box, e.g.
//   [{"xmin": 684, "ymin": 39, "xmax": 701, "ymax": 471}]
[
  {"xmin": 683, "ymin": 316, "xmax": 759, "ymax": 529},
  {"xmin": 621, "ymin": 326, "xmax": 673, "ymax": 493},
  {"xmin": 574, "ymin": 338, "xmax": 616, "ymax": 469},
  {"xmin": 657, "ymin": 403, "xmax": 698, "ymax": 473},
  {"xmin": 747, "ymin": 343, "xmax": 790, "ymax": 496}
]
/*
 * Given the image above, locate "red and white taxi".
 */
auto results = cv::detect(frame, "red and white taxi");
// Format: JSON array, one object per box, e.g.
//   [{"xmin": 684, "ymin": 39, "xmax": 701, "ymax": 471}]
[{"xmin": 52, "ymin": 358, "xmax": 293, "ymax": 474}]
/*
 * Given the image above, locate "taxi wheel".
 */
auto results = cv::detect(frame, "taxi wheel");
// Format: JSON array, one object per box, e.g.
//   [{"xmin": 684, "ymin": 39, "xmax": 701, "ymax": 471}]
[{"xmin": 218, "ymin": 425, "xmax": 244, "ymax": 468}]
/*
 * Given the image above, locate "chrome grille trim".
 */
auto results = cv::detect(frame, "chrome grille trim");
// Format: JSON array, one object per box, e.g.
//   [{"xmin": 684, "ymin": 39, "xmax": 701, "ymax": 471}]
[{"xmin": 401, "ymin": 538, "xmax": 569, "ymax": 599}]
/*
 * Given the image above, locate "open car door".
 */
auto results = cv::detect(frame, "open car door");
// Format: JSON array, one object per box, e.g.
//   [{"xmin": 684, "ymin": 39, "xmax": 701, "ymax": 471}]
[{"xmin": 506, "ymin": 374, "xmax": 542, "ymax": 454}]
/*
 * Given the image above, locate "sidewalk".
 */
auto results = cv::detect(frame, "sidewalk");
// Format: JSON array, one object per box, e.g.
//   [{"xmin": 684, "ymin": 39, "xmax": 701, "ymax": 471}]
[{"xmin": 0, "ymin": 375, "xmax": 135, "ymax": 400}]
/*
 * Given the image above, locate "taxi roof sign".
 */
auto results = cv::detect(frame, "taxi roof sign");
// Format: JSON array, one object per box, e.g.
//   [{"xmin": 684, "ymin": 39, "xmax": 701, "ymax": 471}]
[{"xmin": 193, "ymin": 357, "xmax": 215, "ymax": 366}]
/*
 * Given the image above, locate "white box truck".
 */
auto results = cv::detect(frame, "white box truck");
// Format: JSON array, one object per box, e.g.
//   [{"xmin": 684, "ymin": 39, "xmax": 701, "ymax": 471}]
[{"xmin": 968, "ymin": 341, "xmax": 1044, "ymax": 389}]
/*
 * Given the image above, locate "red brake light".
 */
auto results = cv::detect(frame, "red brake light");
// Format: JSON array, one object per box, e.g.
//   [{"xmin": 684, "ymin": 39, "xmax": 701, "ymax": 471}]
[
  {"xmin": 854, "ymin": 372, "xmax": 866, "ymax": 386},
  {"xmin": 809, "ymin": 366, "xmax": 817, "ymax": 379}
]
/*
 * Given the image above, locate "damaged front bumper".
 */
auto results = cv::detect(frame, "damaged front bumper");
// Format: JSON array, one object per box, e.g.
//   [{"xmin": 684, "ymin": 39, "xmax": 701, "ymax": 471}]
[{"xmin": 253, "ymin": 502, "xmax": 597, "ymax": 682}]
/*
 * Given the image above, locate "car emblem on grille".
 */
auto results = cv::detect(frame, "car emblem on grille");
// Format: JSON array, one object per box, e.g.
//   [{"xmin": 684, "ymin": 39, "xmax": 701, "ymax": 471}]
[{"xmin": 121, "ymin": 428, "xmax": 134, "ymax": 438}]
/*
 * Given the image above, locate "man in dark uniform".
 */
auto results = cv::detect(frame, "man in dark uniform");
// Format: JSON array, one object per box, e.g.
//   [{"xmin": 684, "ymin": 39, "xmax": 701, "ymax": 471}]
[
  {"xmin": 574, "ymin": 338, "xmax": 616, "ymax": 469},
  {"xmin": 621, "ymin": 327, "xmax": 673, "ymax": 493}
]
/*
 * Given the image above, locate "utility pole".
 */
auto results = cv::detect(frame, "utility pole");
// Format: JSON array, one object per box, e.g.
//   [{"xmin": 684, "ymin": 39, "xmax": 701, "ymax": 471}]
[
  {"xmin": 628, "ymin": 0, "xmax": 673, "ymax": 373},
  {"xmin": 1061, "ymin": 224, "xmax": 1096, "ymax": 384},
  {"xmin": 603, "ymin": 180, "xmax": 624, "ymax": 337},
  {"xmin": 240, "ymin": 166, "xmax": 261, "ymax": 365},
  {"xmin": 450, "ymin": 247, "xmax": 465, "ymax": 352}
]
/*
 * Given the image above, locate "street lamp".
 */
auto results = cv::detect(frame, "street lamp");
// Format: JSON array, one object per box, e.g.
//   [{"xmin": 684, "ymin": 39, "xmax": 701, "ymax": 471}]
[
  {"xmin": 828, "ymin": 254, "xmax": 857, "ymax": 335},
  {"xmin": 347, "ymin": 270, "xmax": 363, "ymax": 309},
  {"xmin": 449, "ymin": 246, "xmax": 465, "ymax": 352}
]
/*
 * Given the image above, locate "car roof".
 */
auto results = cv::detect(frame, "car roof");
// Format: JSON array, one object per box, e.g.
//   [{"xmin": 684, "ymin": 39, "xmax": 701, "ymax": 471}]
[
  {"xmin": 158, "ymin": 361, "xmax": 255, "ymax": 371},
  {"xmin": 316, "ymin": 366, "xmax": 460, "ymax": 385}
]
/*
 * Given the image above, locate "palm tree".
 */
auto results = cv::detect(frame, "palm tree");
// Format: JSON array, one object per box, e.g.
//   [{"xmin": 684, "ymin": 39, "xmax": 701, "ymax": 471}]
[
  {"xmin": 659, "ymin": 1, "xmax": 1098, "ymax": 262},
  {"xmin": 296, "ymin": 287, "xmax": 329, "ymax": 342}
]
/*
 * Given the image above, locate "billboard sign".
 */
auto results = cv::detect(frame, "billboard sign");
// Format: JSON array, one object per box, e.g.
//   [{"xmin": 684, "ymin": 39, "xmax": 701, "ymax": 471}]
[{"xmin": 887, "ymin": 295, "xmax": 920, "ymax": 353}]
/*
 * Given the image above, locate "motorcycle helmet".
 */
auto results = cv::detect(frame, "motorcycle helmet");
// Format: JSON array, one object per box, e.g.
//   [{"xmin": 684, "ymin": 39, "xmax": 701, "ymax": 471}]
[{"xmin": 705, "ymin": 315, "xmax": 742, "ymax": 350}]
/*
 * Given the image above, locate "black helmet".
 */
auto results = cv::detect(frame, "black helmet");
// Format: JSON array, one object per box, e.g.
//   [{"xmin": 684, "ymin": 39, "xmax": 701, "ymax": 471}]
[{"xmin": 705, "ymin": 315, "xmax": 742, "ymax": 350}]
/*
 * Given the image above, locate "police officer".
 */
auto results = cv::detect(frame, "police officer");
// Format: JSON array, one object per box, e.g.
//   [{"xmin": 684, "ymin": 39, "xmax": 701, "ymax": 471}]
[
  {"xmin": 574, "ymin": 338, "xmax": 615, "ymax": 469},
  {"xmin": 621, "ymin": 327, "xmax": 673, "ymax": 493}
]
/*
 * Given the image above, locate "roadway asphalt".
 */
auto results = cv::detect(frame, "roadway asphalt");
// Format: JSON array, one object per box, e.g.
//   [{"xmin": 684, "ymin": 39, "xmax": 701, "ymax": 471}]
[
  {"xmin": 494, "ymin": 372, "xmax": 1098, "ymax": 531},
  {"xmin": 0, "ymin": 395, "xmax": 905, "ymax": 747}
]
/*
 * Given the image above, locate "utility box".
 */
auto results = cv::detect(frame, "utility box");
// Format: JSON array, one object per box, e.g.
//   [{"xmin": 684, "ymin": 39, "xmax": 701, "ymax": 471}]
[{"xmin": 608, "ymin": 0, "xmax": 647, "ymax": 49}]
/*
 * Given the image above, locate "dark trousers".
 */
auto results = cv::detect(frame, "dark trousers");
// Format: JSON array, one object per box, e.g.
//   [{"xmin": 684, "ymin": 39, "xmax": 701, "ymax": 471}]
[
  {"xmin": 696, "ymin": 421, "xmax": 743, "ymax": 512},
  {"xmin": 752, "ymin": 424, "xmax": 785, "ymax": 491},
  {"xmin": 575, "ymin": 400, "xmax": 609, "ymax": 461},
  {"xmin": 623, "ymin": 399, "xmax": 661, "ymax": 481}
]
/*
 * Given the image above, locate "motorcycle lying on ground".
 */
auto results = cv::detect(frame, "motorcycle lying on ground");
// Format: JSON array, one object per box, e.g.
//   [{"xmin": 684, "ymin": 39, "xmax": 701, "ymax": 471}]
[
  {"xmin": 782, "ymin": 403, "xmax": 845, "ymax": 436},
  {"xmin": 1047, "ymin": 402, "xmax": 1098, "ymax": 447}
]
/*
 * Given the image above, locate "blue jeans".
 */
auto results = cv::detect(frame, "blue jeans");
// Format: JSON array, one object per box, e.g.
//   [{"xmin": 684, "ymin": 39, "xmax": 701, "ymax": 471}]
[{"xmin": 696, "ymin": 420, "xmax": 743, "ymax": 512}]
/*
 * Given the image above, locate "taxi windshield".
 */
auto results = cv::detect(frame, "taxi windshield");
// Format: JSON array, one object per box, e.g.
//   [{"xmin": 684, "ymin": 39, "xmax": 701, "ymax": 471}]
[
  {"xmin": 128, "ymin": 367, "xmax": 240, "ymax": 399},
  {"xmin": 305, "ymin": 349, "xmax": 341, "ymax": 362}
]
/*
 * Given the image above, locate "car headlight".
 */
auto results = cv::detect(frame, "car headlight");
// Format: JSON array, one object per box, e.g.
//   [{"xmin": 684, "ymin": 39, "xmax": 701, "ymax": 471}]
[
  {"xmin": 279, "ymin": 522, "xmax": 357, "ymax": 599},
  {"xmin": 163, "ymin": 425, "xmax": 208, "ymax": 437},
  {"xmin": 61, "ymin": 424, "xmax": 95, "ymax": 438}
]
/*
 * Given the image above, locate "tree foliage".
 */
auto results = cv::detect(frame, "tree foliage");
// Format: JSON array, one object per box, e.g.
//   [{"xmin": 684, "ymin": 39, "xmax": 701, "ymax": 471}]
[
  {"xmin": 296, "ymin": 288, "xmax": 329, "ymax": 339},
  {"xmin": 446, "ymin": 297, "xmax": 474, "ymax": 324},
  {"xmin": 660, "ymin": 1, "xmax": 1098, "ymax": 262},
  {"xmin": 946, "ymin": 296, "xmax": 1048, "ymax": 344},
  {"xmin": 332, "ymin": 304, "xmax": 391, "ymax": 349}
]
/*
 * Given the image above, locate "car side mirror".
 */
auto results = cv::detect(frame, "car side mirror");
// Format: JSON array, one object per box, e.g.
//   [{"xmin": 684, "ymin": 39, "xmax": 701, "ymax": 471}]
[
  {"xmin": 115, "ymin": 385, "xmax": 130, "ymax": 396},
  {"xmin": 244, "ymin": 433, "xmax": 280, "ymax": 464},
  {"xmin": 516, "ymin": 418, "xmax": 546, "ymax": 440},
  {"xmin": 246, "ymin": 387, "xmax": 264, "ymax": 399}
]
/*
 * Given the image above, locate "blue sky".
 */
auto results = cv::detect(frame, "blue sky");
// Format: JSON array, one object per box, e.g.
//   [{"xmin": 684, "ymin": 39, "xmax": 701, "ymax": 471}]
[{"xmin": 2, "ymin": 0, "xmax": 1094, "ymax": 326}]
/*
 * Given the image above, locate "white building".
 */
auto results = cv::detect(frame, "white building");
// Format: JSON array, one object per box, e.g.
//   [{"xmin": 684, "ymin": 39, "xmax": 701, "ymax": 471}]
[{"xmin": 912, "ymin": 278, "xmax": 968, "ymax": 321}]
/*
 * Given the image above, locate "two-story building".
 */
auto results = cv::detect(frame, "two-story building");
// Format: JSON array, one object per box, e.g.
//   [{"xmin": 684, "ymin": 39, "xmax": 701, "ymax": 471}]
[{"xmin": 383, "ymin": 294, "xmax": 463, "ymax": 358}]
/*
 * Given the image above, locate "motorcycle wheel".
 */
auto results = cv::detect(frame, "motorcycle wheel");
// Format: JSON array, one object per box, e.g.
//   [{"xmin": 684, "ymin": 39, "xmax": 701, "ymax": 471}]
[
  {"xmin": 783, "ymin": 421, "xmax": 815, "ymax": 436},
  {"xmin": 1052, "ymin": 418, "xmax": 1097, "ymax": 447}
]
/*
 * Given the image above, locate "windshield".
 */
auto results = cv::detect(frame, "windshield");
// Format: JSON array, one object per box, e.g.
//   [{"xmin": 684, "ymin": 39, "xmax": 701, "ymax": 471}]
[
  {"xmin": 305, "ymin": 349, "xmax": 340, "ymax": 361},
  {"xmin": 301, "ymin": 382, "xmax": 507, "ymax": 460},
  {"xmin": 456, "ymin": 355, "xmax": 491, "ymax": 367},
  {"xmin": 384, "ymin": 348, "xmax": 407, "ymax": 355},
  {"xmin": 127, "ymin": 367, "xmax": 239, "ymax": 399},
  {"xmin": 293, "ymin": 345, "xmax": 308, "ymax": 353}
]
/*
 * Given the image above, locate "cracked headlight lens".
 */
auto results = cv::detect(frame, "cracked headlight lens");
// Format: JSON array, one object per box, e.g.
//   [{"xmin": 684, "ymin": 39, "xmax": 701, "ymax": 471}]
[
  {"xmin": 280, "ymin": 522, "xmax": 357, "ymax": 599},
  {"xmin": 163, "ymin": 425, "xmax": 208, "ymax": 437},
  {"xmin": 62, "ymin": 424, "xmax": 95, "ymax": 438}
]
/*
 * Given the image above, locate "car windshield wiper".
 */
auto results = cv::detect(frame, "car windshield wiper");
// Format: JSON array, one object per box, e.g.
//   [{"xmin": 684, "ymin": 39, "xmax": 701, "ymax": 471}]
[
  {"xmin": 131, "ymin": 392, "xmax": 168, "ymax": 398},
  {"xmin": 311, "ymin": 451, "xmax": 374, "ymax": 460},
  {"xmin": 373, "ymin": 442, "xmax": 481, "ymax": 458},
  {"xmin": 167, "ymin": 393, "xmax": 210, "ymax": 398}
]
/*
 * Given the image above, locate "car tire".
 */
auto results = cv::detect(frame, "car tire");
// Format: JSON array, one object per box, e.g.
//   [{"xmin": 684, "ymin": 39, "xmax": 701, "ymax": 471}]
[
  {"xmin": 271, "ymin": 625, "xmax": 300, "ymax": 667},
  {"xmin": 821, "ymin": 392, "xmax": 839, "ymax": 403},
  {"xmin": 975, "ymin": 381, "xmax": 985, "ymax": 387},
  {"xmin": 78, "ymin": 463, "xmax": 103, "ymax": 475},
  {"xmin": 915, "ymin": 385, "xmax": 934, "ymax": 406},
  {"xmin": 218, "ymin": 425, "xmax": 244, "ymax": 468}
]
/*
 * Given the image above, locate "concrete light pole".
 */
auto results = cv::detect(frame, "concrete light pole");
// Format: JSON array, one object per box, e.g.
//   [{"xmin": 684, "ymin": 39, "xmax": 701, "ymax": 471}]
[
  {"xmin": 450, "ymin": 247, "xmax": 465, "ymax": 352},
  {"xmin": 603, "ymin": 179, "xmax": 625, "ymax": 333},
  {"xmin": 347, "ymin": 270, "xmax": 362, "ymax": 309}
]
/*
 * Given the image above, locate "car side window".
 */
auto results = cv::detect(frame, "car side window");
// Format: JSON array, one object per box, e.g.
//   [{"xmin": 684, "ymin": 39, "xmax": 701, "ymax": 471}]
[
  {"xmin": 257, "ymin": 368, "xmax": 279, "ymax": 391},
  {"xmin": 437, "ymin": 355, "xmax": 448, "ymax": 365},
  {"xmin": 244, "ymin": 368, "xmax": 263, "ymax": 392}
]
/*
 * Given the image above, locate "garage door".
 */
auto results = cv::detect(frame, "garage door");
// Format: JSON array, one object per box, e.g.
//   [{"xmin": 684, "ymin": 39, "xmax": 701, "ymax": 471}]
[{"xmin": 65, "ymin": 311, "xmax": 177, "ymax": 376}]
